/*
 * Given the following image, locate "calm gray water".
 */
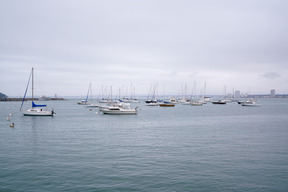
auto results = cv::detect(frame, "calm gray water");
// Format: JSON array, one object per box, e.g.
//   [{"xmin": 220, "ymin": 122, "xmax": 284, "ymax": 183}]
[{"xmin": 1, "ymin": 99, "xmax": 288, "ymax": 192}]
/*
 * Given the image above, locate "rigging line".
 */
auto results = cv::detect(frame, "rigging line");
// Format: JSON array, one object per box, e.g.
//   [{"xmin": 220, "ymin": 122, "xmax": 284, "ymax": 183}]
[{"xmin": 20, "ymin": 69, "xmax": 32, "ymax": 111}]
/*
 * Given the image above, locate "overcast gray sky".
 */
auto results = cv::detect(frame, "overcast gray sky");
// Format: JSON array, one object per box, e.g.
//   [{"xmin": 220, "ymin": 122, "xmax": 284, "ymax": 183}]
[{"xmin": 1, "ymin": 0, "xmax": 287, "ymax": 97}]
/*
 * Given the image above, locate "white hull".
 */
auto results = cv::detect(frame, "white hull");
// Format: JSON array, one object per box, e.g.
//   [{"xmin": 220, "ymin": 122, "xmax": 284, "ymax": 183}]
[
  {"xmin": 146, "ymin": 103, "xmax": 159, "ymax": 106},
  {"xmin": 77, "ymin": 102, "xmax": 90, "ymax": 105},
  {"xmin": 86, "ymin": 103, "xmax": 99, "ymax": 108},
  {"xmin": 23, "ymin": 109, "xmax": 54, "ymax": 116},
  {"xmin": 21, "ymin": 68, "xmax": 55, "ymax": 116},
  {"xmin": 101, "ymin": 108, "xmax": 137, "ymax": 115},
  {"xmin": 100, "ymin": 103, "xmax": 138, "ymax": 115},
  {"xmin": 241, "ymin": 100, "xmax": 262, "ymax": 107},
  {"xmin": 242, "ymin": 103, "xmax": 262, "ymax": 107},
  {"xmin": 191, "ymin": 102, "xmax": 203, "ymax": 106}
]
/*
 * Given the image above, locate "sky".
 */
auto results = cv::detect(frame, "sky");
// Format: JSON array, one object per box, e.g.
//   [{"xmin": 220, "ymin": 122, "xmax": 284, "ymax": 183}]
[{"xmin": 1, "ymin": 0, "xmax": 287, "ymax": 97}]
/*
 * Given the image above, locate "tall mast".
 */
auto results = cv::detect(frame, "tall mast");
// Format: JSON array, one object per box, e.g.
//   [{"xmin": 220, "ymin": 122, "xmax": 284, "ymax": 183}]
[{"xmin": 32, "ymin": 67, "xmax": 34, "ymax": 103}]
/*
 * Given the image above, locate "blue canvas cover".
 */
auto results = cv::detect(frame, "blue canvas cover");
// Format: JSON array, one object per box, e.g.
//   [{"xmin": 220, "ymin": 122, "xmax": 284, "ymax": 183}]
[{"xmin": 32, "ymin": 101, "xmax": 47, "ymax": 108}]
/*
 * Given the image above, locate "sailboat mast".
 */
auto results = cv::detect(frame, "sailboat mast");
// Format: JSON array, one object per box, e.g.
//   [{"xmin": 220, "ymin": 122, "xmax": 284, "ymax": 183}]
[
  {"xmin": 90, "ymin": 83, "xmax": 92, "ymax": 103},
  {"xmin": 32, "ymin": 67, "xmax": 34, "ymax": 103}
]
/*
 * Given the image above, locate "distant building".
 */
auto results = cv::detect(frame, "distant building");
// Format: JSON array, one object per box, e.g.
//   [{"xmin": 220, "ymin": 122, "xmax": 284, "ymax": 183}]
[
  {"xmin": 234, "ymin": 90, "xmax": 240, "ymax": 98},
  {"xmin": 270, "ymin": 89, "xmax": 276, "ymax": 97}
]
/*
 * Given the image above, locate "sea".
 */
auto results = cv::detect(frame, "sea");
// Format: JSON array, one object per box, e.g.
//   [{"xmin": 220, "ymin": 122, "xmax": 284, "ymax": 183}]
[{"xmin": 1, "ymin": 98, "xmax": 288, "ymax": 192}]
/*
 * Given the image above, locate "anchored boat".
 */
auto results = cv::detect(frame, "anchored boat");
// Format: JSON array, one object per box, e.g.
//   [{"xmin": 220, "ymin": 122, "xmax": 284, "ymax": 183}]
[{"xmin": 21, "ymin": 68, "xmax": 54, "ymax": 116}]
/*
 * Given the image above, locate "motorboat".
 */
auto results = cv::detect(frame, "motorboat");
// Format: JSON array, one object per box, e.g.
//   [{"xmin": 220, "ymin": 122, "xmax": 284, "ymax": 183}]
[
  {"xmin": 212, "ymin": 100, "xmax": 226, "ymax": 104},
  {"xmin": 146, "ymin": 102, "xmax": 160, "ymax": 106},
  {"xmin": 100, "ymin": 103, "xmax": 138, "ymax": 115},
  {"xmin": 204, "ymin": 96, "xmax": 212, "ymax": 103},
  {"xmin": 191, "ymin": 101, "xmax": 203, "ymax": 106},
  {"xmin": 85, "ymin": 103, "xmax": 99, "ymax": 108},
  {"xmin": 159, "ymin": 103, "xmax": 175, "ymax": 107},
  {"xmin": 242, "ymin": 100, "xmax": 262, "ymax": 107}
]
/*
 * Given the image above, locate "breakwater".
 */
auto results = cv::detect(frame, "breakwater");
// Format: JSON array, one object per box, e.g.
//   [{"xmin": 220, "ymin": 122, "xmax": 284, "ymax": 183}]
[{"xmin": 0, "ymin": 97, "xmax": 65, "ymax": 101}]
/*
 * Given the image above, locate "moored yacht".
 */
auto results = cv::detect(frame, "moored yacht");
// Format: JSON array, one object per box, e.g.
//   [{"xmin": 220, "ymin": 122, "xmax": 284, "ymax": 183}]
[
  {"xmin": 100, "ymin": 103, "xmax": 138, "ymax": 115},
  {"xmin": 242, "ymin": 100, "xmax": 262, "ymax": 107},
  {"xmin": 212, "ymin": 100, "xmax": 226, "ymax": 104}
]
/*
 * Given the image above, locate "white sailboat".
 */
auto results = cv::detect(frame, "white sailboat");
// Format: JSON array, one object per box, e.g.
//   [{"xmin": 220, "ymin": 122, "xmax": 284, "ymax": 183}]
[
  {"xmin": 85, "ymin": 83, "xmax": 100, "ymax": 108},
  {"xmin": 21, "ymin": 68, "xmax": 55, "ymax": 116},
  {"xmin": 77, "ymin": 83, "xmax": 91, "ymax": 105}
]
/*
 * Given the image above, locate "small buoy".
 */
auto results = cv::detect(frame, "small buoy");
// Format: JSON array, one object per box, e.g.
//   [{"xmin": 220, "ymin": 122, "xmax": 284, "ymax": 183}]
[
  {"xmin": 9, "ymin": 123, "xmax": 14, "ymax": 127},
  {"xmin": 6, "ymin": 117, "xmax": 11, "ymax": 121},
  {"xmin": 9, "ymin": 113, "xmax": 13, "ymax": 116},
  {"xmin": 95, "ymin": 112, "xmax": 98, "ymax": 114}
]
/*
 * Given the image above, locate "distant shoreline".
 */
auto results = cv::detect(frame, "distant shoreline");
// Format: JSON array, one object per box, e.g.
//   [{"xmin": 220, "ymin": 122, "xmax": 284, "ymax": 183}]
[
  {"xmin": 1, "ymin": 95, "xmax": 288, "ymax": 102},
  {"xmin": 0, "ymin": 97, "xmax": 65, "ymax": 102}
]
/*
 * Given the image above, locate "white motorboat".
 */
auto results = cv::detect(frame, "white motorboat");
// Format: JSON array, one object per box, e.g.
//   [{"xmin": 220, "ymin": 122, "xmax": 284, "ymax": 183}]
[
  {"xmin": 100, "ymin": 103, "xmax": 138, "ymax": 115},
  {"xmin": 191, "ymin": 101, "xmax": 203, "ymax": 106},
  {"xmin": 146, "ymin": 102, "xmax": 159, "ymax": 106},
  {"xmin": 204, "ymin": 96, "xmax": 212, "ymax": 103},
  {"xmin": 86, "ymin": 103, "xmax": 99, "ymax": 108},
  {"xmin": 21, "ymin": 68, "xmax": 54, "ymax": 116},
  {"xmin": 242, "ymin": 100, "xmax": 262, "ymax": 107}
]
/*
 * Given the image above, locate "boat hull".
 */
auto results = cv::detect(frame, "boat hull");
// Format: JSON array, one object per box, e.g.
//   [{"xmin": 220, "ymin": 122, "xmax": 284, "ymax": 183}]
[
  {"xmin": 23, "ymin": 108, "xmax": 54, "ymax": 116},
  {"xmin": 212, "ymin": 100, "xmax": 226, "ymax": 104},
  {"xmin": 101, "ymin": 109, "xmax": 137, "ymax": 115},
  {"xmin": 23, "ymin": 111, "xmax": 53, "ymax": 116},
  {"xmin": 191, "ymin": 103, "xmax": 203, "ymax": 106},
  {"xmin": 159, "ymin": 104, "xmax": 175, "ymax": 107},
  {"xmin": 242, "ymin": 103, "xmax": 262, "ymax": 107},
  {"xmin": 146, "ymin": 103, "xmax": 159, "ymax": 106}
]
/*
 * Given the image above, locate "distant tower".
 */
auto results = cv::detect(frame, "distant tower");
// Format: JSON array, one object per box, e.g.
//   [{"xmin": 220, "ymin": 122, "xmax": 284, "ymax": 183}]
[
  {"xmin": 270, "ymin": 89, "xmax": 276, "ymax": 97},
  {"xmin": 235, "ymin": 90, "xmax": 241, "ymax": 98}
]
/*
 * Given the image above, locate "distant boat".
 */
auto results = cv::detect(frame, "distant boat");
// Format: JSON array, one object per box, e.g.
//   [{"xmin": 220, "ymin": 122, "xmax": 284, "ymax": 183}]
[
  {"xmin": 191, "ymin": 101, "xmax": 203, "ymax": 106},
  {"xmin": 100, "ymin": 103, "xmax": 138, "ymax": 115},
  {"xmin": 77, "ymin": 83, "xmax": 91, "ymax": 105},
  {"xmin": 212, "ymin": 100, "xmax": 226, "ymax": 104},
  {"xmin": 238, "ymin": 99, "xmax": 255, "ymax": 105},
  {"xmin": 20, "ymin": 68, "xmax": 54, "ymax": 116},
  {"xmin": 85, "ymin": 83, "xmax": 100, "ymax": 108},
  {"xmin": 145, "ymin": 83, "xmax": 160, "ymax": 104},
  {"xmin": 122, "ymin": 85, "xmax": 140, "ymax": 103},
  {"xmin": 146, "ymin": 102, "xmax": 160, "ymax": 106},
  {"xmin": 204, "ymin": 97, "xmax": 212, "ymax": 103},
  {"xmin": 159, "ymin": 103, "xmax": 175, "ymax": 107},
  {"xmin": 242, "ymin": 100, "xmax": 262, "ymax": 107},
  {"xmin": 129, "ymin": 99, "xmax": 140, "ymax": 103},
  {"xmin": 78, "ymin": 100, "xmax": 90, "ymax": 105}
]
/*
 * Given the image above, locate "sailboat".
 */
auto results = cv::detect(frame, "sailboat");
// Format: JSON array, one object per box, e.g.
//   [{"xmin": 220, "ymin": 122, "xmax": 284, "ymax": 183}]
[
  {"xmin": 20, "ymin": 68, "xmax": 55, "ymax": 116},
  {"xmin": 77, "ymin": 83, "xmax": 91, "ymax": 105},
  {"xmin": 85, "ymin": 83, "xmax": 99, "ymax": 108}
]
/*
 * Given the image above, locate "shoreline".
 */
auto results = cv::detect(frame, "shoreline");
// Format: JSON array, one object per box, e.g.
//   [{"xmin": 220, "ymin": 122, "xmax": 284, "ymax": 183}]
[{"xmin": 0, "ymin": 98, "xmax": 65, "ymax": 102}]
